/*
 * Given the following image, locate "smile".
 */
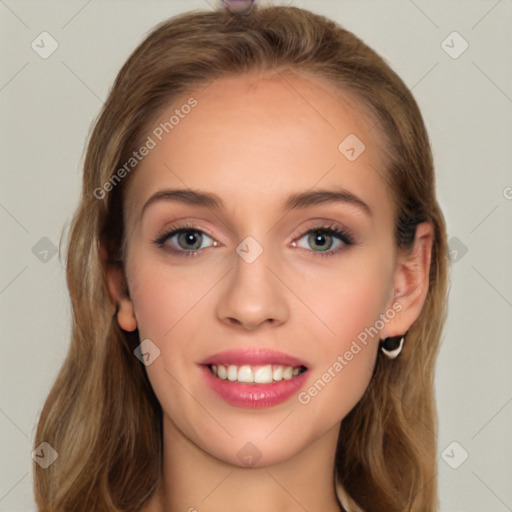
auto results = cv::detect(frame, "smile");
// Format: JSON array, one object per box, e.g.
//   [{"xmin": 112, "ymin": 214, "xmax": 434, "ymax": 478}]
[
  {"xmin": 199, "ymin": 348, "xmax": 310, "ymax": 408},
  {"xmin": 208, "ymin": 363, "xmax": 308, "ymax": 384}
]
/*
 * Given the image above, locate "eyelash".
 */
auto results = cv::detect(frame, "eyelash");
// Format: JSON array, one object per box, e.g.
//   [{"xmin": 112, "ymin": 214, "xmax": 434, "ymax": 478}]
[
  {"xmin": 153, "ymin": 222, "xmax": 217, "ymax": 258},
  {"xmin": 291, "ymin": 222, "xmax": 355, "ymax": 258},
  {"xmin": 152, "ymin": 221, "xmax": 355, "ymax": 258}
]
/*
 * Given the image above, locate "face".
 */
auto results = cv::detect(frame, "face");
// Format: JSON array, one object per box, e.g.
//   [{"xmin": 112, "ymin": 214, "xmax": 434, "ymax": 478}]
[{"xmin": 118, "ymin": 71, "xmax": 401, "ymax": 467}]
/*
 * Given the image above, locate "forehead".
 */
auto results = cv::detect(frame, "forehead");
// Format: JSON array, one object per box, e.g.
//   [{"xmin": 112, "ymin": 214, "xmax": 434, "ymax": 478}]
[{"xmin": 124, "ymin": 71, "xmax": 392, "ymax": 223}]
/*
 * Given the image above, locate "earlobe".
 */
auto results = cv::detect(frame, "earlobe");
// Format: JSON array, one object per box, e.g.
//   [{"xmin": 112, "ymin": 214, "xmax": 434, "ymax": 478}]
[
  {"xmin": 382, "ymin": 222, "xmax": 434, "ymax": 339},
  {"xmin": 116, "ymin": 296, "xmax": 138, "ymax": 332},
  {"xmin": 102, "ymin": 243, "xmax": 138, "ymax": 333}
]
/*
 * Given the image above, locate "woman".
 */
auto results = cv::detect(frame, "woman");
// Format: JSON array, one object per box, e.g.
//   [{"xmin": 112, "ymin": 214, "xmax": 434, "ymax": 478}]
[{"xmin": 34, "ymin": 4, "xmax": 449, "ymax": 511}]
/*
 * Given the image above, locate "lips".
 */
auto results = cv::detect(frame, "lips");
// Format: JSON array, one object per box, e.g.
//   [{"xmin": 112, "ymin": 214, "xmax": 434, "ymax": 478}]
[
  {"xmin": 199, "ymin": 348, "xmax": 309, "ymax": 408},
  {"xmin": 200, "ymin": 348, "xmax": 309, "ymax": 368}
]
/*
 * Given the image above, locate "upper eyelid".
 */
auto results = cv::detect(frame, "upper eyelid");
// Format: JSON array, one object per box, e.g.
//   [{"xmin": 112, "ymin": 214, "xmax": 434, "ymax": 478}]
[
  {"xmin": 154, "ymin": 223, "xmax": 215, "ymax": 245},
  {"xmin": 158, "ymin": 221, "xmax": 349, "ymax": 237},
  {"xmin": 291, "ymin": 220, "xmax": 355, "ymax": 243}
]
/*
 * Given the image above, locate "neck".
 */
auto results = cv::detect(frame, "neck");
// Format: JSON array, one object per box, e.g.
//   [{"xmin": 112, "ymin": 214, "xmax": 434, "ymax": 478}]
[{"xmin": 144, "ymin": 414, "xmax": 343, "ymax": 512}]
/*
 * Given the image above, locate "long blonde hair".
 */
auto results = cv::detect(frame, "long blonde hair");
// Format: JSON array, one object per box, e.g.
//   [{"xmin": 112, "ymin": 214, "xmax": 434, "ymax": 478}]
[{"xmin": 34, "ymin": 5, "xmax": 449, "ymax": 511}]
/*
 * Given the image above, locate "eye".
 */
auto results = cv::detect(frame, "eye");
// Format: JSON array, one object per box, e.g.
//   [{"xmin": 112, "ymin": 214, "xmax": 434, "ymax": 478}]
[
  {"xmin": 153, "ymin": 225, "xmax": 217, "ymax": 256},
  {"xmin": 293, "ymin": 225, "xmax": 354, "ymax": 256}
]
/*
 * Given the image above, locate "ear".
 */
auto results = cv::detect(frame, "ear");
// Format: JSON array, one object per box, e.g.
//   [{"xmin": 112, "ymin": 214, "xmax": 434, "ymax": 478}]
[
  {"xmin": 381, "ymin": 222, "xmax": 433, "ymax": 338},
  {"xmin": 100, "ymin": 241, "xmax": 138, "ymax": 332}
]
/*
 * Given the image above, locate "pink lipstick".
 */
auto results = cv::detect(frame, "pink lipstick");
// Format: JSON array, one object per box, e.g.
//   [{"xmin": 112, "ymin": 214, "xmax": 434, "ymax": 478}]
[{"xmin": 199, "ymin": 348, "xmax": 309, "ymax": 408}]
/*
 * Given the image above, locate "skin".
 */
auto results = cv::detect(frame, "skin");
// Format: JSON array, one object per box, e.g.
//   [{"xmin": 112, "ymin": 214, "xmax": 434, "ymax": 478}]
[{"xmin": 105, "ymin": 70, "xmax": 433, "ymax": 512}]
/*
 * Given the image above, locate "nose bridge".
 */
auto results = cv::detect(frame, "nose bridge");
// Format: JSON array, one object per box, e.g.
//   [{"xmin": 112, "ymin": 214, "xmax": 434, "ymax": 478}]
[{"xmin": 215, "ymin": 236, "xmax": 289, "ymax": 329}]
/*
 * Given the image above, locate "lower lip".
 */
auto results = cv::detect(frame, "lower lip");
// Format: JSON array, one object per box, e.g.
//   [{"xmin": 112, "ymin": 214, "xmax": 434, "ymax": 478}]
[{"xmin": 200, "ymin": 365, "xmax": 308, "ymax": 408}]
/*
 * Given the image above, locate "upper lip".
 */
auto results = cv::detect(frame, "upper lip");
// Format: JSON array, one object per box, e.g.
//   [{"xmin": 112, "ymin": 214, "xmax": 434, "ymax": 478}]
[{"xmin": 200, "ymin": 348, "xmax": 308, "ymax": 368}]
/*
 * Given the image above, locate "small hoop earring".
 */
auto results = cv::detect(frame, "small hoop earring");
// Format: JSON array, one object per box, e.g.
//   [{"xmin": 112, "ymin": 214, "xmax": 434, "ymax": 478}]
[{"xmin": 380, "ymin": 335, "xmax": 405, "ymax": 359}]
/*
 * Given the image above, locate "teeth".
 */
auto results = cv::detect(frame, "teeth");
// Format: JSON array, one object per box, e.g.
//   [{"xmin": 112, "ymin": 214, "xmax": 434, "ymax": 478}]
[
  {"xmin": 254, "ymin": 364, "xmax": 272, "ymax": 383},
  {"xmin": 272, "ymin": 365, "xmax": 283, "ymax": 381},
  {"xmin": 227, "ymin": 365, "xmax": 238, "ymax": 381},
  {"xmin": 217, "ymin": 364, "xmax": 227, "ymax": 380},
  {"xmin": 238, "ymin": 365, "xmax": 254, "ymax": 383},
  {"xmin": 283, "ymin": 366, "xmax": 293, "ymax": 380},
  {"xmin": 210, "ymin": 364, "xmax": 304, "ymax": 384}
]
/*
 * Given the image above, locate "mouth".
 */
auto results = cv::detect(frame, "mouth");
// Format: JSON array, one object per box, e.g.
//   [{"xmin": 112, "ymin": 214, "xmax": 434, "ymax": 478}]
[
  {"xmin": 199, "ymin": 348, "xmax": 310, "ymax": 408},
  {"xmin": 206, "ymin": 363, "xmax": 308, "ymax": 384}
]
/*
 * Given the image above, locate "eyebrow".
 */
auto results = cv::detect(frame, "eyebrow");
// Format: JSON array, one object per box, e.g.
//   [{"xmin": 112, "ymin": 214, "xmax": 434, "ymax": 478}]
[
  {"xmin": 285, "ymin": 188, "xmax": 372, "ymax": 216},
  {"xmin": 141, "ymin": 187, "xmax": 372, "ymax": 218}
]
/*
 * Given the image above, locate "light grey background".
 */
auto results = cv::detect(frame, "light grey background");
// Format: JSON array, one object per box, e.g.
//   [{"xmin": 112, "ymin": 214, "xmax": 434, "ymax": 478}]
[{"xmin": 1, "ymin": 0, "xmax": 511, "ymax": 510}]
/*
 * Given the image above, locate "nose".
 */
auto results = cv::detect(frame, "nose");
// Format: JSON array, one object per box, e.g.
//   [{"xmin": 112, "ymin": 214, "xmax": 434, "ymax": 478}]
[{"xmin": 215, "ymin": 245, "xmax": 290, "ymax": 330}]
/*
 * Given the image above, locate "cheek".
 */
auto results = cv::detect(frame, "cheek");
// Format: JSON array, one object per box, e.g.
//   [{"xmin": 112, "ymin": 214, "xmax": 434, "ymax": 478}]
[
  {"xmin": 292, "ymin": 287, "xmax": 381, "ymax": 433},
  {"xmin": 294, "ymin": 248, "xmax": 394, "ymax": 350},
  {"xmin": 126, "ymin": 261, "xmax": 221, "ymax": 445},
  {"xmin": 290, "ymin": 252, "xmax": 392, "ymax": 419},
  {"xmin": 127, "ymin": 257, "xmax": 222, "ymax": 340}
]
